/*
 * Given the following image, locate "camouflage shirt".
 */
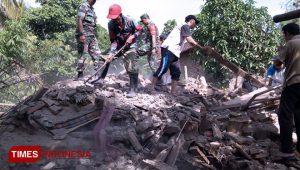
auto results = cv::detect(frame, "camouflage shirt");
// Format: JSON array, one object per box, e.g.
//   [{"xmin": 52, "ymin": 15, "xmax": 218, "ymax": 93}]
[
  {"xmin": 135, "ymin": 21, "xmax": 159, "ymax": 53},
  {"xmin": 77, "ymin": 2, "xmax": 97, "ymax": 36}
]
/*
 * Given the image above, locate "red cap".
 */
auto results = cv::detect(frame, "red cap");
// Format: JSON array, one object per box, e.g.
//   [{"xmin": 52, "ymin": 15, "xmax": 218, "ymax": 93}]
[{"xmin": 107, "ymin": 4, "xmax": 122, "ymax": 19}]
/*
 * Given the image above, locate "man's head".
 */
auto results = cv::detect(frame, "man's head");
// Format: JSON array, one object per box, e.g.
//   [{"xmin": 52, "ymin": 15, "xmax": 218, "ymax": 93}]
[
  {"xmin": 272, "ymin": 56, "xmax": 284, "ymax": 70},
  {"xmin": 88, "ymin": 0, "xmax": 96, "ymax": 6},
  {"xmin": 282, "ymin": 23, "xmax": 300, "ymax": 42},
  {"xmin": 140, "ymin": 13, "xmax": 150, "ymax": 25},
  {"xmin": 185, "ymin": 15, "xmax": 199, "ymax": 29},
  {"xmin": 159, "ymin": 33, "xmax": 169, "ymax": 44},
  {"xmin": 107, "ymin": 4, "xmax": 122, "ymax": 24}
]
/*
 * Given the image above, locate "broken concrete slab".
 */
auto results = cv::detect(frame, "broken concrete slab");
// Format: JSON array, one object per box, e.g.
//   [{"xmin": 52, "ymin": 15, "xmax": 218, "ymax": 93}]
[
  {"xmin": 136, "ymin": 117, "xmax": 154, "ymax": 133},
  {"xmin": 48, "ymin": 105, "xmax": 62, "ymax": 115},
  {"xmin": 40, "ymin": 97, "xmax": 56, "ymax": 107},
  {"xmin": 26, "ymin": 101, "xmax": 45, "ymax": 114}
]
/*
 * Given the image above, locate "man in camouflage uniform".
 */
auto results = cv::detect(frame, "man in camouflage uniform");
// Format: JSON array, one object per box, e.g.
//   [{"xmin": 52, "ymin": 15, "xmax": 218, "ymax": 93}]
[
  {"xmin": 106, "ymin": 4, "xmax": 139, "ymax": 98},
  {"xmin": 135, "ymin": 14, "xmax": 159, "ymax": 72},
  {"xmin": 75, "ymin": 0, "xmax": 107, "ymax": 81}
]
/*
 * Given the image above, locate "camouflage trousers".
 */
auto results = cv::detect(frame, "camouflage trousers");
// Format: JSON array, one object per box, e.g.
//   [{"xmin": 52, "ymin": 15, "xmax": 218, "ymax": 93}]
[
  {"xmin": 76, "ymin": 35, "xmax": 101, "ymax": 72},
  {"xmin": 136, "ymin": 50, "xmax": 159, "ymax": 73},
  {"xmin": 121, "ymin": 48, "xmax": 140, "ymax": 74}
]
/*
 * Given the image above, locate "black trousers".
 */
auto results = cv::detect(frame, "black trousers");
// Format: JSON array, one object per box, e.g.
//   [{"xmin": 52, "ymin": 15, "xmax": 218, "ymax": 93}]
[
  {"xmin": 153, "ymin": 48, "xmax": 181, "ymax": 81},
  {"xmin": 278, "ymin": 83, "xmax": 300, "ymax": 153}
]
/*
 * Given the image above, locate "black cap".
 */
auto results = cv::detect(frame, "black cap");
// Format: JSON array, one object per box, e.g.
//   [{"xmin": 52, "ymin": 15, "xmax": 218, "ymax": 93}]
[
  {"xmin": 185, "ymin": 15, "xmax": 199, "ymax": 25},
  {"xmin": 272, "ymin": 56, "xmax": 284, "ymax": 63},
  {"xmin": 159, "ymin": 33, "xmax": 169, "ymax": 41}
]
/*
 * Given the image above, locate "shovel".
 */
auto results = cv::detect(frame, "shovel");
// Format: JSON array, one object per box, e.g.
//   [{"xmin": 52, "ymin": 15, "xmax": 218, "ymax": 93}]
[{"xmin": 84, "ymin": 44, "xmax": 127, "ymax": 84}]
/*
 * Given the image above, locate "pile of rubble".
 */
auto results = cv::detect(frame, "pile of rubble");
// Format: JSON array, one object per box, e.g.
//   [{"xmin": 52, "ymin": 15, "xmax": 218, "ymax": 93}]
[{"xmin": 0, "ymin": 74, "xmax": 291, "ymax": 170}]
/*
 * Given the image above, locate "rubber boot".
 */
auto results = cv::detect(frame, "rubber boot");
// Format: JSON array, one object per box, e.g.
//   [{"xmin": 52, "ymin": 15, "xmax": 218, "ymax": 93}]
[
  {"xmin": 133, "ymin": 73, "xmax": 139, "ymax": 93},
  {"xmin": 171, "ymin": 80, "xmax": 178, "ymax": 96},
  {"xmin": 127, "ymin": 74, "xmax": 136, "ymax": 98},
  {"xmin": 75, "ymin": 71, "xmax": 83, "ymax": 81}
]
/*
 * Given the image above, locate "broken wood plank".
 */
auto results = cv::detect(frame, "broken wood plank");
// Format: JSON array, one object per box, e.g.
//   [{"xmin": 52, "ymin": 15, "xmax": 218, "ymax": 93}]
[
  {"xmin": 189, "ymin": 146, "xmax": 210, "ymax": 164},
  {"xmin": 198, "ymin": 46, "xmax": 264, "ymax": 88},
  {"xmin": 181, "ymin": 153, "xmax": 215, "ymax": 170},
  {"xmin": 143, "ymin": 159, "xmax": 177, "ymax": 170},
  {"xmin": 165, "ymin": 135, "xmax": 185, "ymax": 166},
  {"xmin": 207, "ymin": 103, "xmax": 242, "ymax": 111},
  {"xmin": 241, "ymin": 85, "xmax": 282, "ymax": 110},
  {"xmin": 127, "ymin": 129, "xmax": 143, "ymax": 152},
  {"xmin": 233, "ymin": 142, "xmax": 252, "ymax": 160},
  {"xmin": 223, "ymin": 86, "xmax": 271, "ymax": 106}
]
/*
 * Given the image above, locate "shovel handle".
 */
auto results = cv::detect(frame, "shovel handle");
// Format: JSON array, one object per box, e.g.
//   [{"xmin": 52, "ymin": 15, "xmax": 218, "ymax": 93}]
[{"xmin": 84, "ymin": 44, "xmax": 127, "ymax": 84}]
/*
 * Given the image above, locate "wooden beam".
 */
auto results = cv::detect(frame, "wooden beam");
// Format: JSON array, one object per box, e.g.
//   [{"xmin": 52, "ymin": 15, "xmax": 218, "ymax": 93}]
[
  {"xmin": 198, "ymin": 46, "xmax": 265, "ymax": 88},
  {"xmin": 273, "ymin": 9, "xmax": 300, "ymax": 23}
]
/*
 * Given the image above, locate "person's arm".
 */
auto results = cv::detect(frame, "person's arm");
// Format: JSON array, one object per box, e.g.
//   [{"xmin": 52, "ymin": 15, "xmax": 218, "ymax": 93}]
[
  {"xmin": 149, "ymin": 24, "xmax": 158, "ymax": 55},
  {"xmin": 186, "ymin": 36, "xmax": 198, "ymax": 46},
  {"xmin": 127, "ymin": 23, "xmax": 142, "ymax": 44},
  {"xmin": 77, "ymin": 4, "xmax": 87, "ymax": 43},
  {"xmin": 180, "ymin": 24, "xmax": 198, "ymax": 46},
  {"xmin": 266, "ymin": 65, "xmax": 275, "ymax": 86}
]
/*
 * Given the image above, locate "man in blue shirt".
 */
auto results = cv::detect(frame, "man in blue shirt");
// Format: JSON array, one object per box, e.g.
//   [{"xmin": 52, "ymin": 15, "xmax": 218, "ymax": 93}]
[{"xmin": 266, "ymin": 56, "xmax": 285, "ymax": 86}]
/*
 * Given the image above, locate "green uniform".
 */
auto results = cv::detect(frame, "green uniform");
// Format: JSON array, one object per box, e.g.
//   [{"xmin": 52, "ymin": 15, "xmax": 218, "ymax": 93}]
[
  {"xmin": 76, "ymin": 2, "xmax": 101, "ymax": 72},
  {"xmin": 135, "ymin": 21, "xmax": 159, "ymax": 71}
]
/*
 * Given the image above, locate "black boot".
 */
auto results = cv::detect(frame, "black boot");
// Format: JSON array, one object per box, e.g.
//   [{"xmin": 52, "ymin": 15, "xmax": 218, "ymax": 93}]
[
  {"xmin": 127, "ymin": 74, "xmax": 136, "ymax": 98},
  {"xmin": 75, "ymin": 71, "xmax": 83, "ymax": 81},
  {"xmin": 133, "ymin": 73, "xmax": 139, "ymax": 93}
]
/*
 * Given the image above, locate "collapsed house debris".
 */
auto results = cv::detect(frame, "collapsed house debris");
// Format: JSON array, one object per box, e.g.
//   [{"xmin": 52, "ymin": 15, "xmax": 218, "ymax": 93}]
[{"xmin": 0, "ymin": 72, "xmax": 293, "ymax": 170}]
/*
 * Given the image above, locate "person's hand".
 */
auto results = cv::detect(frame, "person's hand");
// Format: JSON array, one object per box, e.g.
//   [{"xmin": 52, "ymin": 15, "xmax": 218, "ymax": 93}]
[
  {"xmin": 105, "ymin": 54, "xmax": 114, "ymax": 62},
  {"xmin": 126, "ymin": 35, "xmax": 135, "ymax": 44},
  {"xmin": 79, "ymin": 35, "xmax": 86, "ymax": 43},
  {"xmin": 151, "ymin": 49, "xmax": 156, "ymax": 56}
]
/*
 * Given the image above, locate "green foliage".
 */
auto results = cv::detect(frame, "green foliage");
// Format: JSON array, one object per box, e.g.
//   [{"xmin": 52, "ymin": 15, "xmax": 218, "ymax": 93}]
[
  {"xmin": 25, "ymin": 0, "xmax": 81, "ymax": 39},
  {"xmin": 162, "ymin": 19, "xmax": 177, "ymax": 35},
  {"xmin": 0, "ymin": 0, "xmax": 24, "ymax": 22},
  {"xmin": 193, "ymin": 0, "xmax": 281, "ymax": 80},
  {"xmin": 0, "ymin": 19, "xmax": 36, "ymax": 70},
  {"xmin": 96, "ymin": 24, "xmax": 110, "ymax": 52},
  {"xmin": 30, "ymin": 37, "xmax": 77, "ymax": 77},
  {"xmin": 0, "ymin": 0, "xmax": 110, "ymax": 105}
]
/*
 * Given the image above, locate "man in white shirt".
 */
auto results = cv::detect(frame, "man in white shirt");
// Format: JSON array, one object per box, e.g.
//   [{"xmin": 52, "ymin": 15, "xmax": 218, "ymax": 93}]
[{"xmin": 150, "ymin": 15, "xmax": 207, "ymax": 95}]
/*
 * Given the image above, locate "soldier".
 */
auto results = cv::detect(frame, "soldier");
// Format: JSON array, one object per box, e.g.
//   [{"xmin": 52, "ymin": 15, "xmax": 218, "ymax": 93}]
[
  {"xmin": 75, "ymin": 0, "xmax": 108, "ymax": 81},
  {"xmin": 135, "ymin": 13, "xmax": 159, "ymax": 72},
  {"xmin": 106, "ymin": 4, "xmax": 139, "ymax": 98}
]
